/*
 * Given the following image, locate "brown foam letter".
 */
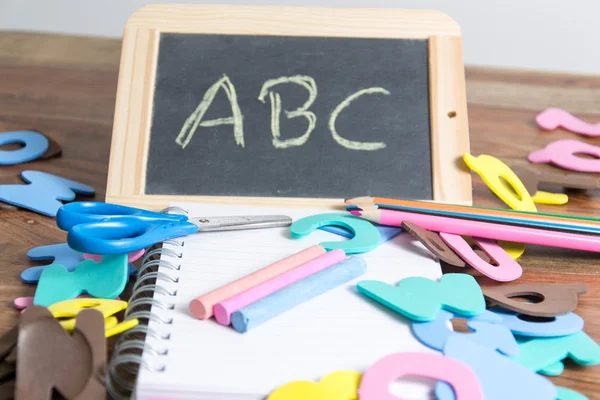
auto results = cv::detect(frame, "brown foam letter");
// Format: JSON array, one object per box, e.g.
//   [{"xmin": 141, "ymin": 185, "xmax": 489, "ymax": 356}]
[
  {"xmin": 15, "ymin": 306, "xmax": 106, "ymax": 400},
  {"xmin": 0, "ymin": 323, "xmax": 18, "ymax": 397},
  {"xmin": 402, "ymin": 221, "xmax": 466, "ymax": 267},
  {"xmin": 483, "ymin": 283, "xmax": 587, "ymax": 317}
]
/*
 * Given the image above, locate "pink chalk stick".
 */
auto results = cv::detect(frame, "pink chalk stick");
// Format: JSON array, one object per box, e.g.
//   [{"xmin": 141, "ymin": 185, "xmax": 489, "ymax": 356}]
[
  {"xmin": 213, "ymin": 249, "xmax": 347, "ymax": 325},
  {"xmin": 83, "ymin": 248, "xmax": 145, "ymax": 263},
  {"xmin": 189, "ymin": 245, "xmax": 327, "ymax": 320},
  {"xmin": 440, "ymin": 234, "xmax": 523, "ymax": 282},
  {"xmin": 536, "ymin": 107, "xmax": 600, "ymax": 137},
  {"xmin": 529, "ymin": 139, "xmax": 600, "ymax": 173}
]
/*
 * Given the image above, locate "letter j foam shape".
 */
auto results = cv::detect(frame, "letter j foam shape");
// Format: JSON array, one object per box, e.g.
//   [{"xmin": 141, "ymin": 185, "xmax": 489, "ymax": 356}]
[
  {"xmin": 357, "ymin": 273, "xmax": 486, "ymax": 322},
  {"xmin": 34, "ymin": 254, "xmax": 129, "ymax": 307}
]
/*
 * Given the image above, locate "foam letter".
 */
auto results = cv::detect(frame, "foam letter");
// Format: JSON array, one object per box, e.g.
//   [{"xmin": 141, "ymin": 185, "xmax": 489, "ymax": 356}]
[
  {"xmin": 412, "ymin": 309, "xmax": 518, "ymax": 356},
  {"xmin": 34, "ymin": 254, "xmax": 129, "ymax": 307},
  {"xmin": 15, "ymin": 306, "xmax": 105, "ymax": 399},
  {"xmin": 401, "ymin": 222, "xmax": 466, "ymax": 267},
  {"xmin": 357, "ymin": 273, "xmax": 485, "ymax": 322},
  {"xmin": 290, "ymin": 213, "xmax": 381, "ymax": 254},
  {"xmin": 490, "ymin": 306, "xmax": 584, "ymax": 338},
  {"xmin": 22, "ymin": 243, "xmax": 84, "ymax": 283},
  {"xmin": 483, "ymin": 283, "xmax": 587, "ymax": 317},
  {"xmin": 0, "ymin": 170, "xmax": 94, "ymax": 217},
  {"xmin": 175, "ymin": 74, "xmax": 244, "ymax": 149},
  {"xmin": 48, "ymin": 298, "xmax": 138, "ymax": 338},
  {"xmin": 268, "ymin": 370, "xmax": 361, "ymax": 400},
  {"xmin": 358, "ymin": 352, "xmax": 483, "ymax": 400},
  {"xmin": 440, "ymin": 234, "xmax": 523, "ymax": 282},
  {"xmin": 0, "ymin": 130, "xmax": 48, "ymax": 165},
  {"xmin": 512, "ymin": 331, "xmax": 600, "ymax": 372},
  {"xmin": 258, "ymin": 76, "xmax": 317, "ymax": 149},
  {"xmin": 436, "ymin": 336, "xmax": 556, "ymax": 400},
  {"xmin": 329, "ymin": 87, "xmax": 389, "ymax": 151},
  {"xmin": 556, "ymin": 386, "xmax": 589, "ymax": 400},
  {"xmin": 536, "ymin": 107, "xmax": 600, "ymax": 137},
  {"xmin": 462, "ymin": 153, "xmax": 537, "ymax": 259},
  {"xmin": 529, "ymin": 139, "xmax": 600, "ymax": 173}
]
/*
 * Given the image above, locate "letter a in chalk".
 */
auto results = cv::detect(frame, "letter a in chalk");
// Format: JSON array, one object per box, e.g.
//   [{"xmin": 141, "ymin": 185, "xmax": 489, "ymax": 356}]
[
  {"xmin": 0, "ymin": 170, "xmax": 94, "ymax": 217},
  {"xmin": 175, "ymin": 74, "xmax": 244, "ymax": 149},
  {"xmin": 258, "ymin": 75, "xmax": 318, "ymax": 149}
]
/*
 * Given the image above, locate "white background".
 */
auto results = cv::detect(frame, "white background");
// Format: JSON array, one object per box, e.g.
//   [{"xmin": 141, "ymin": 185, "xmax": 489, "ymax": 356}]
[{"xmin": 0, "ymin": 0, "xmax": 598, "ymax": 74}]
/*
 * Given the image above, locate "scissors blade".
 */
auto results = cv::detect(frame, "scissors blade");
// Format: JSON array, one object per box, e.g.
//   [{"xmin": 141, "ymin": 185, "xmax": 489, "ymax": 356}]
[{"xmin": 189, "ymin": 215, "xmax": 292, "ymax": 232}]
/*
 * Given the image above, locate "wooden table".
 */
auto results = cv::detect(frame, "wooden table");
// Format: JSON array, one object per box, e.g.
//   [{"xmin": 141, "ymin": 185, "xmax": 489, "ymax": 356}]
[{"xmin": 1, "ymin": 32, "xmax": 599, "ymax": 398}]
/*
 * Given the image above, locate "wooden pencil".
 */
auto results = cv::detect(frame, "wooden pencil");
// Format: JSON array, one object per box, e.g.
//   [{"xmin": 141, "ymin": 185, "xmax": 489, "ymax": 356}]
[
  {"xmin": 350, "ymin": 208, "xmax": 600, "ymax": 253},
  {"xmin": 347, "ymin": 204, "xmax": 600, "ymax": 236},
  {"xmin": 345, "ymin": 196, "xmax": 600, "ymax": 229}
]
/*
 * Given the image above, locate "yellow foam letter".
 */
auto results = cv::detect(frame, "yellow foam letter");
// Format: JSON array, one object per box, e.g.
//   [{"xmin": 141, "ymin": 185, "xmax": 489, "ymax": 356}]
[
  {"xmin": 48, "ymin": 298, "xmax": 137, "ymax": 337},
  {"xmin": 258, "ymin": 76, "xmax": 317, "ymax": 149},
  {"xmin": 175, "ymin": 74, "xmax": 244, "ymax": 149},
  {"xmin": 329, "ymin": 88, "xmax": 389, "ymax": 151},
  {"xmin": 268, "ymin": 370, "xmax": 361, "ymax": 400},
  {"xmin": 463, "ymin": 153, "xmax": 538, "ymax": 259}
]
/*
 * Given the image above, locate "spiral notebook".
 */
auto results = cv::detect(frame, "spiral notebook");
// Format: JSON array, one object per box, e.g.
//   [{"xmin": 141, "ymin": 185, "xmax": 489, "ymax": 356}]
[{"xmin": 109, "ymin": 202, "xmax": 442, "ymax": 399}]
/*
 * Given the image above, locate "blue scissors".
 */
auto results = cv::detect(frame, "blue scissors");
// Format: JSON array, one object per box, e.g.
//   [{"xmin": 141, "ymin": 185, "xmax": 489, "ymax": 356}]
[{"xmin": 57, "ymin": 202, "xmax": 293, "ymax": 255}]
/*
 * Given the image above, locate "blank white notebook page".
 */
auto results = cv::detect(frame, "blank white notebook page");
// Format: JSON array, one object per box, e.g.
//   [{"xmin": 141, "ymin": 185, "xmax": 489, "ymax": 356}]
[{"xmin": 136, "ymin": 202, "xmax": 442, "ymax": 400}]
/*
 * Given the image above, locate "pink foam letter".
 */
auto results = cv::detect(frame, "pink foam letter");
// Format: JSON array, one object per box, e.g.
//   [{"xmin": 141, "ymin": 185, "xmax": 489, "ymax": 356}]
[
  {"xmin": 358, "ymin": 352, "xmax": 483, "ymax": 400},
  {"xmin": 536, "ymin": 108, "xmax": 600, "ymax": 137},
  {"xmin": 529, "ymin": 139, "xmax": 600, "ymax": 173},
  {"xmin": 440, "ymin": 234, "xmax": 523, "ymax": 282}
]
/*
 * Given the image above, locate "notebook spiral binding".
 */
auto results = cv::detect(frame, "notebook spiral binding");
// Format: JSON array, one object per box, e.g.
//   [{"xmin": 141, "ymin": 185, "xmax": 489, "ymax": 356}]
[{"xmin": 106, "ymin": 206, "xmax": 188, "ymax": 399}]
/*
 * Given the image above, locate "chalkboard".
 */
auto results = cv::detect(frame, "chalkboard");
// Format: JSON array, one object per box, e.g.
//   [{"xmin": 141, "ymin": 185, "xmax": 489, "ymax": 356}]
[
  {"xmin": 145, "ymin": 34, "xmax": 432, "ymax": 199},
  {"xmin": 106, "ymin": 5, "xmax": 472, "ymax": 210}
]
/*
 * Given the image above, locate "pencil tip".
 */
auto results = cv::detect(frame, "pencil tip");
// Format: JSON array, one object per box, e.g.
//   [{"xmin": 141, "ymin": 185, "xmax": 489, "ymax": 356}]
[
  {"xmin": 345, "ymin": 196, "xmax": 374, "ymax": 206},
  {"xmin": 350, "ymin": 210, "xmax": 362, "ymax": 216}
]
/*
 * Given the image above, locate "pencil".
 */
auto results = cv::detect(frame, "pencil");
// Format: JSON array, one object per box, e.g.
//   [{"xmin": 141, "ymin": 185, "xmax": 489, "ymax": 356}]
[
  {"xmin": 350, "ymin": 208, "xmax": 600, "ymax": 253},
  {"xmin": 346, "ymin": 203, "xmax": 600, "ymax": 236},
  {"xmin": 345, "ymin": 196, "xmax": 600, "ymax": 229}
]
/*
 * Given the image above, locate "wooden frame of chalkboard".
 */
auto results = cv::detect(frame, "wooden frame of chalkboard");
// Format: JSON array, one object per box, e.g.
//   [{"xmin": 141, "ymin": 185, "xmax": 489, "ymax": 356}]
[{"xmin": 106, "ymin": 4, "xmax": 472, "ymax": 210}]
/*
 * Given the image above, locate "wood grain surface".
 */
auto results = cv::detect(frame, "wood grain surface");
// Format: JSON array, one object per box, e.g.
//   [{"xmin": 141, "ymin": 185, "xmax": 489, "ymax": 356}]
[{"xmin": 1, "ymin": 31, "xmax": 599, "ymax": 398}]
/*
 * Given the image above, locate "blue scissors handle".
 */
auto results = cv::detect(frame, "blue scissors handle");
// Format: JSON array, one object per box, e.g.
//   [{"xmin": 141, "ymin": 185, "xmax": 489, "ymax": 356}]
[
  {"xmin": 57, "ymin": 201, "xmax": 188, "ymax": 231},
  {"xmin": 67, "ymin": 218, "xmax": 199, "ymax": 255}
]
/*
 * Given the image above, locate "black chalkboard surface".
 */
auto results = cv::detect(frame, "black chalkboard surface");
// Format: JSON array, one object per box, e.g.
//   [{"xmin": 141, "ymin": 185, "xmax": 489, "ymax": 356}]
[{"xmin": 145, "ymin": 33, "xmax": 432, "ymax": 200}]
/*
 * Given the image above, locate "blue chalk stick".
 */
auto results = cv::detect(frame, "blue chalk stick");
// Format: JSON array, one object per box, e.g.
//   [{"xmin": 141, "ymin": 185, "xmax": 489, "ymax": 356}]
[{"xmin": 231, "ymin": 256, "xmax": 367, "ymax": 333}]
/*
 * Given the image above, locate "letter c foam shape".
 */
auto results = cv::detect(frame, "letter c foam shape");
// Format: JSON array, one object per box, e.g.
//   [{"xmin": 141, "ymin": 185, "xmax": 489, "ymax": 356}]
[{"xmin": 290, "ymin": 213, "xmax": 381, "ymax": 254}]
